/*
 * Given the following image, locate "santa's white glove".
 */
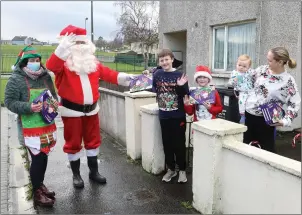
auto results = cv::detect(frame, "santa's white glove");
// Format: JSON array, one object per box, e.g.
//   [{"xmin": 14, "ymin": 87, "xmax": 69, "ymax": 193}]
[
  {"xmin": 54, "ymin": 33, "xmax": 76, "ymax": 61},
  {"xmin": 117, "ymin": 73, "xmax": 137, "ymax": 87}
]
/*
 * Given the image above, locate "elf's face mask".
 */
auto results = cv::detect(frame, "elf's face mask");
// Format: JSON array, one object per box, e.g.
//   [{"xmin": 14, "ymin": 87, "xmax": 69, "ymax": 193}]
[
  {"xmin": 27, "ymin": 62, "xmax": 41, "ymax": 71},
  {"xmin": 27, "ymin": 58, "xmax": 41, "ymax": 71}
]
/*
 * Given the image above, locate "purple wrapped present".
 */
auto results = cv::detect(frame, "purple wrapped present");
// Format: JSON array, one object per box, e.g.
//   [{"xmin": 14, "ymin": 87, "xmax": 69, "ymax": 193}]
[
  {"xmin": 129, "ymin": 74, "xmax": 153, "ymax": 93},
  {"xmin": 189, "ymin": 87, "xmax": 216, "ymax": 104},
  {"xmin": 260, "ymin": 102, "xmax": 285, "ymax": 125},
  {"xmin": 33, "ymin": 89, "xmax": 59, "ymax": 124}
]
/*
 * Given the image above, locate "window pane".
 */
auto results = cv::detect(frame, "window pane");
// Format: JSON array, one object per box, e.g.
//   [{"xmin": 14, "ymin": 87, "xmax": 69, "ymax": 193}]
[
  {"xmin": 227, "ymin": 22, "xmax": 256, "ymax": 70},
  {"xmin": 214, "ymin": 28, "xmax": 225, "ymax": 69}
]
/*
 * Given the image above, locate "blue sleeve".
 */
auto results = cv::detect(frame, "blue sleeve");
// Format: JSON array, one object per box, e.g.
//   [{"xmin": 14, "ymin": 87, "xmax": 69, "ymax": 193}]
[{"xmin": 152, "ymin": 72, "xmax": 157, "ymax": 93}]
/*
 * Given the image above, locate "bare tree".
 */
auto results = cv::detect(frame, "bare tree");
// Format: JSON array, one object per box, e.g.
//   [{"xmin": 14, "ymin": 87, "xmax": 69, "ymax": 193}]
[{"xmin": 115, "ymin": 1, "xmax": 159, "ymax": 69}]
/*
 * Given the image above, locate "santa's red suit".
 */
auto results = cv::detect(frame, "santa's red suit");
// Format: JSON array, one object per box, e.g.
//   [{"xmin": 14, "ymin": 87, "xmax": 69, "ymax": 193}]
[{"xmin": 46, "ymin": 25, "xmax": 133, "ymax": 188}]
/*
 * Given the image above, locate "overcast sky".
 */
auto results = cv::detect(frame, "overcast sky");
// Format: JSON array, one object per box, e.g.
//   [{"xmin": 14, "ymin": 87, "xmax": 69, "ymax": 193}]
[{"xmin": 1, "ymin": 1, "xmax": 121, "ymax": 43}]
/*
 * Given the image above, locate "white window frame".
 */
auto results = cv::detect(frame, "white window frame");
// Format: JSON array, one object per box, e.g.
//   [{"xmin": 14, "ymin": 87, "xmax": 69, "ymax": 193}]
[{"xmin": 211, "ymin": 21, "xmax": 256, "ymax": 73}]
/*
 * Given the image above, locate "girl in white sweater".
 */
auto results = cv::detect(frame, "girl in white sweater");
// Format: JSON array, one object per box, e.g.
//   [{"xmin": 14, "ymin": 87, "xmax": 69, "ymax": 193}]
[{"xmin": 244, "ymin": 47, "xmax": 301, "ymax": 152}]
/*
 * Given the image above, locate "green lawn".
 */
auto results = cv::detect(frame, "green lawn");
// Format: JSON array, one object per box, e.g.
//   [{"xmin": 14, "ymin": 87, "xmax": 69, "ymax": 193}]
[
  {"xmin": 1, "ymin": 45, "xmax": 144, "ymax": 73},
  {"xmin": 1, "ymin": 78, "xmax": 8, "ymax": 105},
  {"xmin": 1, "ymin": 44, "xmax": 116, "ymax": 56}
]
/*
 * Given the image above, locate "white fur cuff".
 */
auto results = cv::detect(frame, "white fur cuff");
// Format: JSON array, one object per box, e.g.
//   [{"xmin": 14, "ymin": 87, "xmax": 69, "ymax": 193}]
[
  {"xmin": 86, "ymin": 148, "xmax": 99, "ymax": 157},
  {"xmin": 194, "ymin": 71, "xmax": 212, "ymax": 81}
]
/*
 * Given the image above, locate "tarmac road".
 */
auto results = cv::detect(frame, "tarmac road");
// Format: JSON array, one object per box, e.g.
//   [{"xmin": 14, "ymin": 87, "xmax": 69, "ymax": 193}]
[{"xmin": 37, "ymin": 120, "xmax": 197, "ymax": 214}]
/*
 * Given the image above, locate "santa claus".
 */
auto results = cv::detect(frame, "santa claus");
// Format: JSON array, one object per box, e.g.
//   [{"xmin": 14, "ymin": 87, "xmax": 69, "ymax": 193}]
[{"xmin": 46, "ymin": 25, "xmax": 134, "ymax": 188}]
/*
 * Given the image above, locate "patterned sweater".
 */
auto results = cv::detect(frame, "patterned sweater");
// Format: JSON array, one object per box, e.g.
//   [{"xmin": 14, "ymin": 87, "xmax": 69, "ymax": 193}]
[
  {"xmin": 228, "ymin": 69, "xmax": 253, "ymax": 92},
  {"xmin": 245, "ymin": 65, "xmax": 301, "ymax": 127}
]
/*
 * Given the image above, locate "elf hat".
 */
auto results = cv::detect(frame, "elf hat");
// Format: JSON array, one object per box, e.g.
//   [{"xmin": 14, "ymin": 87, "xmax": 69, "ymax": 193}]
[
  {"xmin": 11, "ymin": 45, "xmax": 41, "ymax": 70},
  {"xmin": 57, "ymin": 25, "xmax": 88, "ymax": 42},
  {"xmin": 194, "ymin": 65, "xmax": 212, "ymax": 82}
]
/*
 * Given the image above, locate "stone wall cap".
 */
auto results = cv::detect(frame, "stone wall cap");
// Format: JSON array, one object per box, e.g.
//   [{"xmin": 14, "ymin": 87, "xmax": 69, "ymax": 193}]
[
  {"xmin": 124, "ymin": 91, "xmax": 156, "ymax": 98},
  {"xmin": 192, "ymin": 118, "xmax": 247, "ymax": 136},
  {"xmin": 224, "ymin": 140, "xmax": 301, "ymax": 177},
  {"xmin": 140, "ymin": 103, "xmax": 159, "ymax": 115}
]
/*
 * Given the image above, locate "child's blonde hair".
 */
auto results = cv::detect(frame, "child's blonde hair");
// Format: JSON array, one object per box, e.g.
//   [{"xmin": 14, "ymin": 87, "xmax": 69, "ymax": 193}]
[{"xmin": 237, "ymin": 54, "xmax": 252, "ymax": 67}]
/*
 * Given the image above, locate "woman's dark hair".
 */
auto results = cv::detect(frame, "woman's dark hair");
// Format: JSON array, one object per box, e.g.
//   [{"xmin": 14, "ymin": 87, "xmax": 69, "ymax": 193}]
[{"xmin": 18, "ymin": 57, "xmax": 44, "ymax": 69}]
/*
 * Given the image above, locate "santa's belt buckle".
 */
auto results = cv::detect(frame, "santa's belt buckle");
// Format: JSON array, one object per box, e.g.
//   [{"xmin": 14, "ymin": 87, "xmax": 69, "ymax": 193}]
[{"xmin": 83, "ymin": 104, "xmax": 92, "ymax": 113}]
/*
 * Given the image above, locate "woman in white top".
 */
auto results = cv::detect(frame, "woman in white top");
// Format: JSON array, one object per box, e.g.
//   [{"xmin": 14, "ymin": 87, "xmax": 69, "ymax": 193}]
[{"xmin": 244, "ymin": 47, "xmax": 301, "ymax": 152}]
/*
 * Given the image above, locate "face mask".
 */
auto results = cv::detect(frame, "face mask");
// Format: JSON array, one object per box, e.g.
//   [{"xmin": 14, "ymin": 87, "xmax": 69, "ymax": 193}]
[{"xmin": 27, "ymin": 62, "xmax": 41, "ymax": 71}]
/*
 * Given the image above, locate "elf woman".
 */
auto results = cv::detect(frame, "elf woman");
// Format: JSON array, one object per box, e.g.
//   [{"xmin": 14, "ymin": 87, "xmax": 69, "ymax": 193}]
[
  {"xmin": 5, "ymin": 45, "xmax": 58, "ymax": 207},
  {"xmin": 244, "ymin": 47, "xmax": 301, "ymax": 152}
]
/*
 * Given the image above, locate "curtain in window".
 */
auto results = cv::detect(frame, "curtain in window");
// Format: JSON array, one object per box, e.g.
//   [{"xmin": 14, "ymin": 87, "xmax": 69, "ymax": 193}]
[
  {"xmin": 227, "ymin": 22, "xmax": 256, "ymax": 70},
  {"xmin": 214, "ymin": 28, "xmax": 225, "ymax": 69}
]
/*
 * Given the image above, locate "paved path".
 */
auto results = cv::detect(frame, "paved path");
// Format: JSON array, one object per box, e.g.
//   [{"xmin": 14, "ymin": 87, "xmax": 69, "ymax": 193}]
[{"xmin": 4, "ymin": 112, "xmax": 196, "ymax": 214}]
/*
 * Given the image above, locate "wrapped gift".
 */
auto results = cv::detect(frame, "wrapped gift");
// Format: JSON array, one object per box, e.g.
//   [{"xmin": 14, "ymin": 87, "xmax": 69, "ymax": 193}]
[
  {"xmin": 189, "ymin": 87, "xmax": 216, "ymax": 104},
  {"xmin": 129, "ymin": 74, "xmax": 153, "ymax": 93},
  {"xmin": 260, "ymin": 102, "xmax": 285, "ymax": 125},
  {"xmin": 33, "ymin": 89, "xmax": 59, "ymax": 124}
]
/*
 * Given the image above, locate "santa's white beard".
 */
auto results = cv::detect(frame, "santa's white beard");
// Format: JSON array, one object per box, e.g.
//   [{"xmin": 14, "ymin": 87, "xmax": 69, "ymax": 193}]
[{"xmin": 66, "ymin": 42, "xmax": 98, "ymax": 75}]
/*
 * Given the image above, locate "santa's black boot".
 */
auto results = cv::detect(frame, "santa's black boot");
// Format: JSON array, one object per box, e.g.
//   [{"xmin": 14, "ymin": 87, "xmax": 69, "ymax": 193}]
[
  {"xmin": 87, "ymin": 156, "xmax": 107, "ymax": 184},
  {"xmin": 70, "ymin": 159, "xmax": 84, "ymax": 188}
]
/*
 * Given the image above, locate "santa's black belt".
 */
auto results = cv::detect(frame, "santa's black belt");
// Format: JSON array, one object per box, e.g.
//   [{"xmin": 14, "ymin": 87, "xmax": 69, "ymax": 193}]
[{"xmin": 61, "ymin": 99, "xmax": 97, "ymax": 113}]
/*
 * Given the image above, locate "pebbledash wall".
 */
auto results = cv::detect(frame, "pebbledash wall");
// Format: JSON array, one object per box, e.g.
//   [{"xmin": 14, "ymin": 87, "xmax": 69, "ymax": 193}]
[{"xmin": 158, "ymin": 0, "xmax": 302, "ymax": 130}]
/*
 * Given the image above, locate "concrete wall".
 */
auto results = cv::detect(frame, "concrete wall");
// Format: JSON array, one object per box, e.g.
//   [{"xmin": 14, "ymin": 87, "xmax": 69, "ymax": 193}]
[
  {"xmin": 98, "ymin": 87, "xmax": 126, "ymax": 146},
  {"xmin": 159, "ymin": 0, "xmax": 302, "ymax": 129},
  {"xmin": 191, "ymin": 119, "xmax": 301, "ymax": 214},
  {"xmin": 220, "ymin": 145, "xmax": 301, "ymax": 214}
]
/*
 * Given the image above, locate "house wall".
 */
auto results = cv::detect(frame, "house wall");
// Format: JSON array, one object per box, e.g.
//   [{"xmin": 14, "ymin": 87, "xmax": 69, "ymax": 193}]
[
  {"xmin": 11, "ymin": 41, "xmax": 25, "ymax": 45},
  {"xmin": 159, "ymin": 0, "xmax": 301, "ymax": 129}
]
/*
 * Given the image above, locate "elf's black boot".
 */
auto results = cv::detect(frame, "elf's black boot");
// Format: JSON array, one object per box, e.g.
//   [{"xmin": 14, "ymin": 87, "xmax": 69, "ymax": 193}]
[
  {"xmin": 87, "ymin": 156, "xmax": 106, "ymax": 184},
  {"xmin": 70, "ymin": 159, "xmax": 84, "ymax": 188}
]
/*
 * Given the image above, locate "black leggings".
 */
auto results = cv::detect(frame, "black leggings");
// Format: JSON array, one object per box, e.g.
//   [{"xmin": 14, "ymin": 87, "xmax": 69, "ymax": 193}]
[
  {"xmin": 28, "ymin": 150, "xmax": 48, "ymax": 192},
  {"xmin": 159, "ymin": 117, "xmax": 187, "ymax": 171},
  {"xmin": 243, "ymin": 111, "xmax": 275, "ymax": 152}
]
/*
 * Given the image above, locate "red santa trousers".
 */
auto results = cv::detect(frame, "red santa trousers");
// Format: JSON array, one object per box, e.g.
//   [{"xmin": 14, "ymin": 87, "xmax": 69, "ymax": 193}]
[{"xmin": 61, "ymin": 114, "xmax": 101, "ymax": 161}]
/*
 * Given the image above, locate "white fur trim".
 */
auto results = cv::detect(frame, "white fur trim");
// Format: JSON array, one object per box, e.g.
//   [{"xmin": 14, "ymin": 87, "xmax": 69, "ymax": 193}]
[
  {"xmin": 194, "ymin": 71, "xmax": 212, "ymax": 81},
  {"xmin": 57, "ymin": 34, "xmax": 88, "ymax": 42},
  {"xmin": 11, "ymin": 65, "xmax": 15, "ymax": 71},
  {"xmin": 67, "ymin": 151, "xmax": 84, "ymax": 161},
  {"xmin": 86, "ymin": 147, "xmax": 99, "ymax": 157},
  {"xmin": 79, "ymin": 74, "xmax": 93, "ymax": 104},
  {"xmin": 58, "ymin": 103, "xmax": 99, "ymax": 117}
]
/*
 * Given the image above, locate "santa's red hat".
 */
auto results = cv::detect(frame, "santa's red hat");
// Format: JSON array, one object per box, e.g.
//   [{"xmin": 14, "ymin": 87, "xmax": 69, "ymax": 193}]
[
  {"xmin": 194, "ymin": 65, "xmax": 212, "ymax": 82},
  {"xmin": 57, "ymin": 25, "xmax": 88, "ymax": 41}
]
